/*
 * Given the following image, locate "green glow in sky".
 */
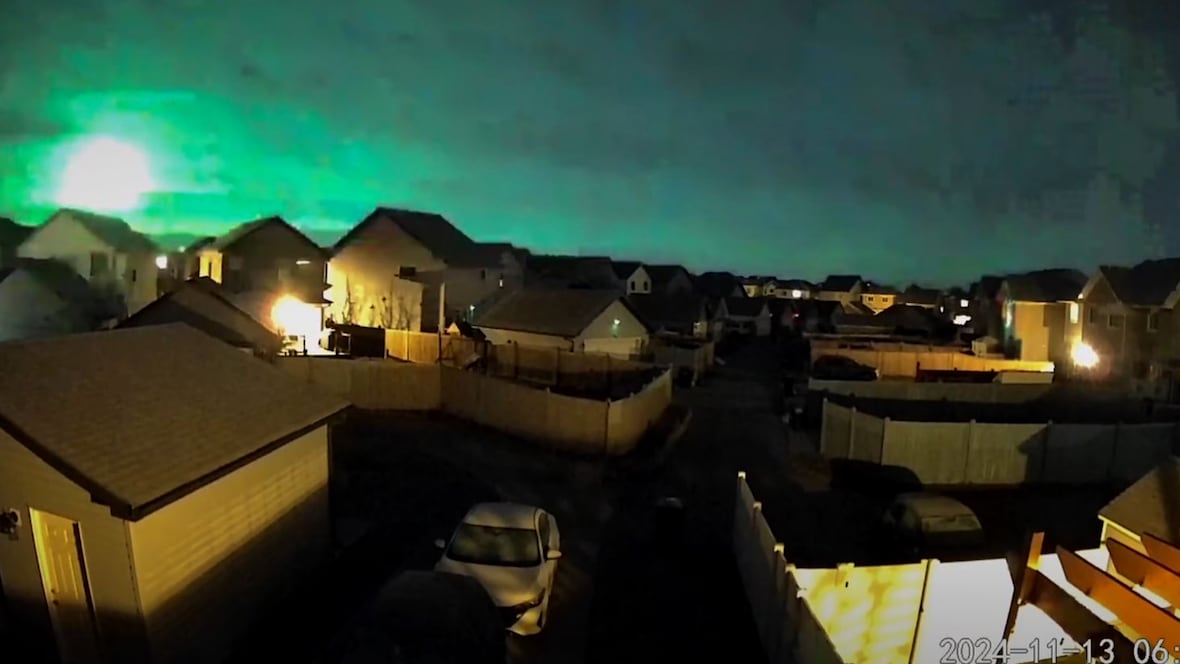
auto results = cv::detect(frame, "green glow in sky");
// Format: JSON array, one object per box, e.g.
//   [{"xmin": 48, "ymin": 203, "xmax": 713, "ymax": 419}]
[{"xmin": 56, "ymin": 136, "xmax": 155, "ymax": 213}]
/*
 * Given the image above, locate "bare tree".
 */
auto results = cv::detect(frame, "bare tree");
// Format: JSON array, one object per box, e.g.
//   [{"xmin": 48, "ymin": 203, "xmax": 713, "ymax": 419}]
[{"xmin": 340, "ymin": 277, "xmax": 356, "ymax": 325}]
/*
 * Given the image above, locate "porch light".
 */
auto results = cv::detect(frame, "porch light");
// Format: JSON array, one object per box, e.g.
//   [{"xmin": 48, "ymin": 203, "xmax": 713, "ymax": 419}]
[
  {"xmin": 155, "ymin": 255, "xmax": 168, "ymax": 269},
  {"xmin": 791, "ymin": 289, "xmax": 802, "ymax": 298},
  {"xmin": 959, "ymin": 299, "xmax": 968, "ymax": 308},
  {"xmin": 296, "ymin": 259, "xmax": 311, "ymax": 265},
  {"xmin": 271, "ymin": 295, "xmax": 322, "ymax": 338},
  {"xmin": 1071, "ymin": 341, "xmax": 1099, "ymax": 369}
]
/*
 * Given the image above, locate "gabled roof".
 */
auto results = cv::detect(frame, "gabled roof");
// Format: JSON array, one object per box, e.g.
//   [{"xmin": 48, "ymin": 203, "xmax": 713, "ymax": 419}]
[
  {"xmin": 723, "ymin": 296, "xmax": 769, "ymax": 317},
  {"xmin": 610, "ymin": 260, "xmax": 645, "ymax": 280},
  {"xmin": 694, "ymin": 271, "xmax": 745, "ymax": 299},
  {"xmin": 50, "ymin": 208, "xmax": 157, "ymax": 254},
  {"xmin": 0, "ymin": 257, "xmax": 98, "ymax": 307},
  {"xmin": 0, "ymin": 324, "xmax": 349, "ymax": 520},
  {"xmin": 819, "ymin": 274, "xmax": 863, "ymax": 291},
  {"xmin": 862, "ymin": 283, "xmax": 899, "ymax": 295},
  {"xmin": 1099, "ymin": 457, "xmax": 1180, "ymax": 545},
  {"xmin": 970, "ymin": 276, "xmax": 1004, "ymax": 300},
  {"xmin": 875, "ymin": 303, "xmax": 939, "ymax": 331},
  {"xmin": 898, "ymin": 285, "xmax": 943, "ymax": 306},
  {"xmin": 1004, "ymin": 269, "xmax": 1087, "ymax": 303},
  {"xmin": 336, "ymin": 207, "xmax": 494, "ymax": 268},
  {"xmin": 645, "ymin": 264, "xmax": 691, "ymax": 287},
  {"xmin": 475, "ymin": 288, "xmax": 643, "ymax": 337},
  {"xmin": 627, "ymin": 293, "xmax": 707, "ymax": 327},
  {"xmin": 184, "ymin": 236, "xmax": 217, "ymax": 253},
  {"xmin": 118, "ymin": 279, "xmax": 281, "ymax": 353},
  {"xmin": 207, "ymin": 216, "xmax": 327, "ymax": 257},
  {"xmin": 527, "ymin": 255, "xmax": 620, "ymax": 289},
  {"xmin": 778, "ymin": 279, "xmax": 814, "ymax": 290},
  {"xmin": 1097, "ymin": 259, "xmax": 1180, "ymax": 307}
]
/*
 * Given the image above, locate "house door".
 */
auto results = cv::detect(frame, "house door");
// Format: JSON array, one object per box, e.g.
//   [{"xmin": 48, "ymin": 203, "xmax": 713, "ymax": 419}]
[{"xmin": 29, "ymin": 509, "xmax": 99, "ymax": 663}]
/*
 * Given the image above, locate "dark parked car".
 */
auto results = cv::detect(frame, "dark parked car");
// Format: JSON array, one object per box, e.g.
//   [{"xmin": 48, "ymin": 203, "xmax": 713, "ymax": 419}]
[
  {"xmin": 810, "ymin": 354, "xmax": 878, "ymax": 381},
  {"xmin": 879, "ymin": 493, "xmax": 985, "ymax": 561},
  {"xmin": 338, "ymin": 571, "xmax": 506, "ymax": 664}
]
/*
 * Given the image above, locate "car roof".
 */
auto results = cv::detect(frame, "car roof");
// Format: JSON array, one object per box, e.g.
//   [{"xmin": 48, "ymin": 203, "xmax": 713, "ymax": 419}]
[
  {"xmin": 893, "ymin": 493, "xmax": 978, "ymax": 520},
  {"xmin": 462, "ymin": 502, "xmax": 540, "ymax": 529}
]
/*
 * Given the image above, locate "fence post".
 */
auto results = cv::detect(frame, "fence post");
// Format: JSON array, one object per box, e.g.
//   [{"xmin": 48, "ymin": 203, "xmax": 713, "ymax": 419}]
[
  {"xmin": 963, "ymin": 419, "xmax": 975, "ymax": 483},
  {"xmin": 848, "ymin": 406, "xmax": 857, "ymax": 459},
  {"xmin": 906, "ymin": 559, "xmax": 936, "ymax": 664}
]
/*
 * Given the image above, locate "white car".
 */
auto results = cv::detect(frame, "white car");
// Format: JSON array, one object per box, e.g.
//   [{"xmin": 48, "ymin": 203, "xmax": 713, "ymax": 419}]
[{"xmin": 434, "ymin": 502, "xmax": 562, "ymax": 636}]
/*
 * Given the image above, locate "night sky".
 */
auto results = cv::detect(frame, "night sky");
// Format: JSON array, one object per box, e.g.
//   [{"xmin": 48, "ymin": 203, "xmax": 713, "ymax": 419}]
[{"xmin": 3, "ymin": 0, "xmax": 1180, "ymax": 285}]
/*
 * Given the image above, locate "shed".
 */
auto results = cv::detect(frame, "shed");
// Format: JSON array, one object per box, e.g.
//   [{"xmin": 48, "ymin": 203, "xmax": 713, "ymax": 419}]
[
  {"xmin": 0, "ymin": 324, "xmax": 350, "ymax": 663},
  {"xmin": 473, "ymin": 288, "xmax": 650, "ymax": 358},
  {"xmin": 1098, "ymin": 458, "xmax": 1180, "ymax": 553}
]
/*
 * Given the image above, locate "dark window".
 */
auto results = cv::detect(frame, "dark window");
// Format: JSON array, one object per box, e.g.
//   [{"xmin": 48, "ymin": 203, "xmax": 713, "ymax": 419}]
[
  {"xmin": 643, "ymin": 280, "xmax": 649, "ymax": 291},
  {"xmin": 89, "ymin": 252, "xmax": 109, "ymax": 278},
  {"xmin": 1108, "ymin": 314, "xmax": 1123, "ymax": 329},
  {"xmin": 1087, "ymin": 307, "xmax": 1097, "ymax": 324},
  {"xmin": 130, "ymin": 269, "xmax": 137, "ymax": 282},
  {"xmin": 1148, "ymin": 311, "xmax": 1160, "ymax": 332},
  {"xmin": 480, "ymin": 269, "xmax": 486, "ymax": 280},
  {"xmin": 398, "ymin": 266, "xmax": 417, "ymax": 278}
]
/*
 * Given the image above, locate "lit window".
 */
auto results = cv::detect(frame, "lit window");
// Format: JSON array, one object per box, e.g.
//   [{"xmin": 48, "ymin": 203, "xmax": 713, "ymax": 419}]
[
  {"xmin": 498, "ymin": 276, "xmax": 504, "ymax": 288},
  {"xmin": 791, "ymin": 289, "xmax": 802, "ymax": 299},
  {"xmin": 959, "ymin": 298, "xmax": 968, "ymax": 308},
  {"xmin": 1069, "ymin": 302, "xmax": 1079, "ymax": 324},
  {"xmin": 155, "ymin": 255, "xmax": 168, "ymax": 270}
]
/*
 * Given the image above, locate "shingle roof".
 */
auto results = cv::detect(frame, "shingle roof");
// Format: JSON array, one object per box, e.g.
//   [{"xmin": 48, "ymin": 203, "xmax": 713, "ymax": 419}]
[
  {"xmin": 898, "ymin": 285, "xmax": 943, "ymax": 306},
  {"xmin": 723, "ymin": 296, "xmax": 768, "ymax": 317},
  {"xmin": 0, "ymin": 217, "xmax": 33, "ymax": 251},
  {"xmin": 336, "ymin": 208, "xmax": 494, "ymax": 268},
  {"xmin": 53, "ymin": 208, "xmax": 157, "ymax": 254},
  {"xmin": 1, "ymin": 257, "xmax": 98, "ymax": 307},
  {"xmin": 862, "ymin": 283, "xmax": 899, "ymax": 295},
  {"xmin": 0, "ymin": 324, "xmax": 349, "ymax": 519},
  {"xmin": 208, "ymin": 216, "xmax": 327, "ymax": 257},
  {"xmin": 1005, "ymin": 269, "xmax": 1088, "ymax": 303},
  {"xmin": 645, "ymin": 265, "xmax": 690, "ymax": 287},
  {"xmin": 527, "ymin": 255, "xmax": 620, "ymax": 289},
  {"xmin": 694, "ymin": 272, "xmax": 744, "ymax": 299},
  {"xmin": 610, "ymin": 260, "xmax": 644, "ymax": 281},
  {"xmin": 820, "ymin": 274, "xmax": 863, "ymax": 291},
  {"xmin": 118, "ymin": 280, "xmax": 281, "ymax": 353},
  {"xmin": 1099, "ymin": 457, "xmax": 1180, "ymax": 546},
  {"xmin": 474, "ymin": 288, "xmax": 639, "ymax": 337},
  {"xmin": 627, "ymin": 293, "xmax": 707, "ymax": 327},
  {"xmin": 778, "ymin": 279, "xmax": 814, "ymax": 290},
  {"xmin": 1098, "ymin": 259, "xmax": 1180, "ymax": 307}
]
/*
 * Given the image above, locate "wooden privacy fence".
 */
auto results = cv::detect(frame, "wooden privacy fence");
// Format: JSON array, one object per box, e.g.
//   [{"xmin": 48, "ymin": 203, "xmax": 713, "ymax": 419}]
[
  {"xmin": 384, "ymin": 329, "xmax": 485, "ymax": 365},
  {"xmin": 650, "ymin": 339, "xmax": 715, "ymax": 383},
  {"xmin": 810, "ymin": 346, "xmax": 1053, "ymax": 378},
  {"xmin": 808, "ymin": 378, "xmax": 1055, "ymax": 403},
  {"xmin": 733, "ymin": 472, "xmax": 1015, "ymax": 664},
  {"xmin": 820, "ymin": 400, "xmax": 1177, "ymax": 485},
  {"xmin": 277, "ymin": 356, "xmax": 672, "ymax": 455}
]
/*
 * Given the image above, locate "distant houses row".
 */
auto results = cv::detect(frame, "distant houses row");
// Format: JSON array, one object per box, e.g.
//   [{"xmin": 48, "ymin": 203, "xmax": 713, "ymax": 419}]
[{"xmin": 3, "ymin": 208, "xmax": 1180, "ymax": 394}]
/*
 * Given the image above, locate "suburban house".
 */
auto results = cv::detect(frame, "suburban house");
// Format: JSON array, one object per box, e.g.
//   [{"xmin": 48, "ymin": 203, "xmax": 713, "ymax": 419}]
[
  {"xmin": 17, "ymin": 208, "xmax": 159, "ymax": 319},
  {"xmin": 693, "ymin": 271, "xmax": 746, "ymax": 300},
  {"xmin": 815, "ymin": 275, "xmax": 864, "ymax": 304},
  {"xmin": 720, "ymin": 296, "xmax": 772, "ymax": 336},
  {"xmin": 897, "ymin": 284, "xmax": 943, "ymax": 310},
  {"xmin": 740, "ymin": 277, "xmax": 777, "ymax": 298},
  {"xmin": 473, "ymin": 288, "xmax": 650, "ymax": 357},
  {"xmin": 943, "ymin": 287, "xmax": 973, "ymax": 326},
  {"xmin": 1097, "ymin": 457, "xmax": 1180, "ymax": 552},
  {"xmin": 859, "ymin": 283, "xmax": 899, "ymax": 313},
  {"xmin": 611, "ymin": 261, "xmax": 652, "ymax": 294},
  {"xmin": 969, "ymin": 275, "xmax": 1005, "ymax": 339},
  {"xmin": 526, "ymin": 254, "xmax": 620, "ymax": 290},
  {"xmin": 644, "ymin": 265, "xmax": 695, "ymax": 295},
  {"xmin": 1001, "ymin": 268, "xmax": 1088, "ymax": 364},
  {"xmin": 330, "ymin": 208, "xmax": 522, "ymax": 331},
  {"xmin": 1072, "ymin": 258, "xmax": 1180, "ymax": 393},
  {"xmin": 776, "ymin": 279, "xmax": 814, "ymax": 300},
  {"xmin": 0, "ymin": 217, "xmax": 33, "ymax": 268},
  {"xmin": 795, "ymin": 300, "xmax": 841, "ymax": 334},
  {"xmin": 0, "ymin": 324, "xmax": 349, "ymax": 663},
  {"xmin": 0, "ymin": 258, "xmax": 106, "ymax": 342},
  {"xmin": 117, "ymin": 278, "xmax": 282, "ymax": 356},
  {"xmin": 195, "ymin": 216, "xmax": 332, "ymax": 352},
  {"xmin": 762, "ymin": 298, "xmax": 795, "ymax": 336},
  {"xmin": 627, "ymin": 293, "xmax": 711, "ymax": 339}
]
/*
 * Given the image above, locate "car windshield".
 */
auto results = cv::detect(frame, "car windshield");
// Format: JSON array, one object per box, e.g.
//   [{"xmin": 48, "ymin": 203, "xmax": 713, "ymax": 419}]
[{"xmin": 446, "ymin": 524, "xmax": 541, "ymax": 567}]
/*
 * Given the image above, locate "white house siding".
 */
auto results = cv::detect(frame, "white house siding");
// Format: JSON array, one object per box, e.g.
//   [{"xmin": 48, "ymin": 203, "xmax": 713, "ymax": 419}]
[
  {"xmin": 0, "ymin": 431, "xmax": 148, "ymax": 662},
  {"xmin": 478, "ymin": 328, "xmax": 574, "ymax": 350},
  {"xmin": 577, "ymin": 300, "xmax": 650, "ymax": 358},
  {"xmin": 626, "ymin": 266, "xmax": 652, "ymax": 295},
  {"xmin": 0, "ymin": 271, "xmax": 84, "ymax": 341},
  {"xmin": 19, "ymin": 212, "xmax": 158, "ymax": 317},
  {"xmin": 127, "ymin": 427, "xmax": 331, "ymax": 664}
]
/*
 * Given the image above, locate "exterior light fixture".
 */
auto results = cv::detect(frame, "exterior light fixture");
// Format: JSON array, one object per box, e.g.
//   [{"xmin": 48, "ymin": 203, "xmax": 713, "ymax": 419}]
[
  {"xmin": 1071, "ymin": 341, "xmax": 1099, "ymax": 369},
  {"xmin": 791, "ymin": 289, "xmax": 803, "ymax": 299},
  {"xmin": 296, "ymin": 259, "xmax": 311, "ymax": 265}
]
